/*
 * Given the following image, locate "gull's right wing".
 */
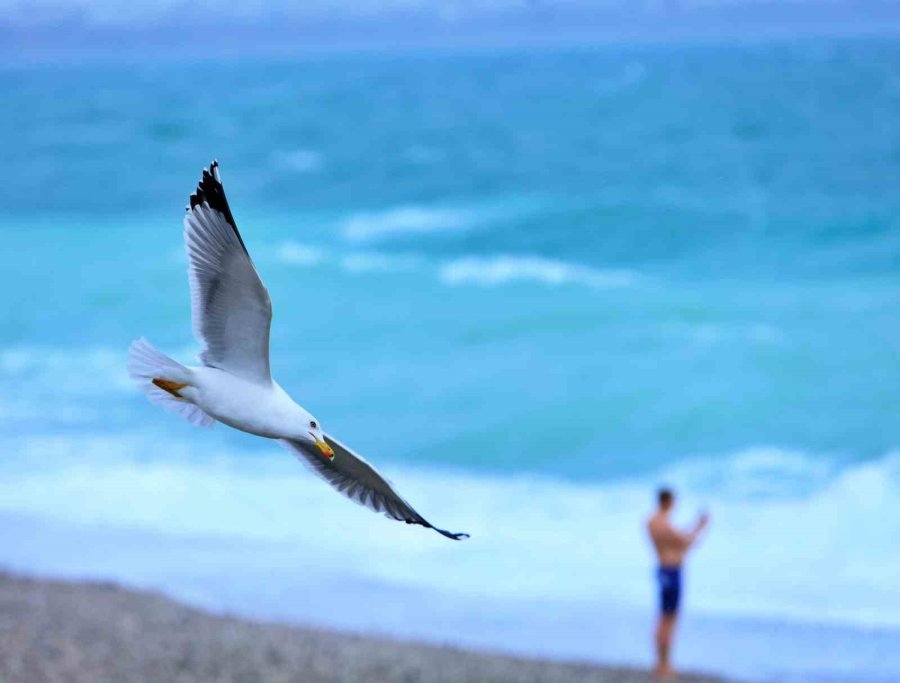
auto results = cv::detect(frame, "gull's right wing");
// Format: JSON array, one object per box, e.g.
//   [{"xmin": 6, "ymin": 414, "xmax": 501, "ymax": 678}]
[{"xmin": 281, "ymin": 435, "xmax": 469, "ymax": 540}]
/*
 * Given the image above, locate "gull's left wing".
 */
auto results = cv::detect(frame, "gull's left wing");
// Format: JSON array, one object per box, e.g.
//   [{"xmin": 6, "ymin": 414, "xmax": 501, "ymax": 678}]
[
  {"xmin": 183, "ymin": 161, "xmax": 273, "ymax": 384},
  {"xmin": 280, "ymin": 436, "xmax": 469, "ymax": 540}
]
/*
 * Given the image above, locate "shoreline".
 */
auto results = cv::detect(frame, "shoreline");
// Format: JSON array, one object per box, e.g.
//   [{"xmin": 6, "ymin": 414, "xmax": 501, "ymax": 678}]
[
  {"xmin": 0, "ymin": 571, "xmax": 728, "ymax": 683},
  {"xmin": 4, "ymin": 512, "xmax": 900, "ymax": 683}
]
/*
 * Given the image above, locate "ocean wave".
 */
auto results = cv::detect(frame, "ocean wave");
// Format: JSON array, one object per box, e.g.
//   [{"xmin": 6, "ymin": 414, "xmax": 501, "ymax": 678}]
[
  {"xmin": 340, "ymin": 205, "xmax": 478, "ymax": 242},
  {"xmin": 275, "ymin": 242, "xmax": 327, "ymax": 266},
  {"xmin": 0, "ymin": 345, "xmax": 198, "ymax": 426},
  {"xmin": 439, "ymin": 256, "xmax": 638, "ymax": 288},
  {"xmin": 0, "ymin": 347, "xmax": 133, "ymax": 394},
  {"xmin": 659, "ymin": 446, "xmax": 835, "ymax": 498},
  {"xmin": 336, "ymin": 197, "xmax": 547, "ymax": 243},
  {"xmin": 275, "ymin": 241, "xmax": 421, "ymax": 274},
  {"xmin": 2, "ymin": 433, "xmax": 898, "ymax": 631},
  {"xmin": 276, "ymin": 242, "xmax": 639, "ymax": 290}
]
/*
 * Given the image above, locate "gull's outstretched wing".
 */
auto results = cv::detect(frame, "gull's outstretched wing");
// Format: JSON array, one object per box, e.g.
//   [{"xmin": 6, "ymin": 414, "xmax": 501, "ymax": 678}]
[
  {"xmin": 183, "ymin": 161, "xmax": 272, "ymax": 383},
  {"xmin": 281, "ymin": 436, "xmax": 469, "ymax": 540}
]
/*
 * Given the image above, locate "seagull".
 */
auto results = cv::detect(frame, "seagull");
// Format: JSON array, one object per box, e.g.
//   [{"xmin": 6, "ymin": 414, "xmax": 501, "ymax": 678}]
[{"xmin": 127, "ymin": 161, "xmax": 468, "ymax": 540}]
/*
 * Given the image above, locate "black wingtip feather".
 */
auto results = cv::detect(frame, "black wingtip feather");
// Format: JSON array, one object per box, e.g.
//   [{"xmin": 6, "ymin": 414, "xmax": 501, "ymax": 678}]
[
  {"xmin": 186, "ymin": 160, "xmax": 248, "ymax": 255},
  {"xmin": 430, "ymin": 524, "xmax": 470, "ymax": 540},
  {"xmin": 439, "ymin": 529, "xmax": 470, "ymax": 540},
  {"xmin": 405, "ymin": 519, "xmax": 469, "ymax": 540}
]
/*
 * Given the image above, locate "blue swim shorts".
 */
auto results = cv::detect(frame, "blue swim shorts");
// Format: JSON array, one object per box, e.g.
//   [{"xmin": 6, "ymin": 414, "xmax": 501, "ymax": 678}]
[{"xmin": 657, "ymin": 566, "xmax": 681, "ymax": 615}]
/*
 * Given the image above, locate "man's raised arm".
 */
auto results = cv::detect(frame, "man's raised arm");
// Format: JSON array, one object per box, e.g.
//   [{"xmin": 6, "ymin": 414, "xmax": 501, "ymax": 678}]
[{"xmin": 683, "ymin": 511, "xmax": 710, "ymax": 549}]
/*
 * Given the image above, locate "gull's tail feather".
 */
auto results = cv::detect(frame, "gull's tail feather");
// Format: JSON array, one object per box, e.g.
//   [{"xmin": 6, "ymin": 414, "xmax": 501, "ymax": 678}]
[{"xmin": 127, "ymin": 338, "xmax": 215, "ymax": 428}]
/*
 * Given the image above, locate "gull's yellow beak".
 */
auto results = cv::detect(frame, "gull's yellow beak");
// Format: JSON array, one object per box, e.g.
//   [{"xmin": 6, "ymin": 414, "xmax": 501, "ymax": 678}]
[{"xmin": 315, "ymin": 438, "xmax": 335, "ymax": 460}]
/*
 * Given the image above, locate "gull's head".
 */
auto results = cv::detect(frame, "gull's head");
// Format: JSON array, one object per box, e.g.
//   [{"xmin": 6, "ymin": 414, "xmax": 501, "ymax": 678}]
[{"xmin": 305, "ymin": 418, "xmax": 334, "ymax": 460}]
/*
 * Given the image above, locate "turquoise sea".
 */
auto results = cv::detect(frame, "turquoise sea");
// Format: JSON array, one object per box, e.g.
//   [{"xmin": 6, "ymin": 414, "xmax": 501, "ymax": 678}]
[{"xmin": 2, "ymin": 38, "xmax": 900, "ymax": 681}]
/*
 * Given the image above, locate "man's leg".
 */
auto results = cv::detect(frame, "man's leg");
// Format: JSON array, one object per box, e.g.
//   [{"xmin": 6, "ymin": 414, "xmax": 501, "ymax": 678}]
[
  {"xmin": 654, "ymin": 614, "xmax": 677, "ymax": 679},
  {"xmin": 654, "ymin": 567, "xmax": 681, "ymax": 679}
]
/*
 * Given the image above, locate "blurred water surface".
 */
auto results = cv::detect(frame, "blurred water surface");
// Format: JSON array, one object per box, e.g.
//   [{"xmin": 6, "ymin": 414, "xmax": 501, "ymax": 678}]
[{"xmin": 1, "ymin": 37, "xmax": 899, "ymax": 682}]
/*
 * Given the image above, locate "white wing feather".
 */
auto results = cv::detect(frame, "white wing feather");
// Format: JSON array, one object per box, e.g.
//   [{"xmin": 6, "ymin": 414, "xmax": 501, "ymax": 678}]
[{"xmin": 183, "ymin": 162, "xmax": 272, "ymax": 383}]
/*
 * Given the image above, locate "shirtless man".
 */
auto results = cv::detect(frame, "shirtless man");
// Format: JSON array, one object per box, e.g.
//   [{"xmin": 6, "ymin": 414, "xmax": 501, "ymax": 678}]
[{"xmin": 646, "ymin": 487, "xmax": 709, "ymax": 680}]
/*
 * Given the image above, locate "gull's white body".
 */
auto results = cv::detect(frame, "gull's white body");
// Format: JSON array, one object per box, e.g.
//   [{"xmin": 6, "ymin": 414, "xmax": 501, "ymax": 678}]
[
  {"xmin": 127, "ymin": 161, "xmax": 468, "ymax": 540},
  {"xmin": 179, "ymin": 369, "xmax": 308, "ymax": 439}
]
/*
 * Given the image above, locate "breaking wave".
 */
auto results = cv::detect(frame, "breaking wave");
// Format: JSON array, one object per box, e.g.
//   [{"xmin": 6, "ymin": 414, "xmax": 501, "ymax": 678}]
[
  {"xmin": 276, "ymin": 242, "xmax": 638, "ymax": 289},
  {"xmin": 439, "ymin": 255, "xmax": 638, "ymax": 288},
  {"xmin": 1, "ymin": 431, "xmax": 898, "ymax": 631},
  {"xmin": 340, "ymin": 206, "xmax": 477, "ymax": 242}
]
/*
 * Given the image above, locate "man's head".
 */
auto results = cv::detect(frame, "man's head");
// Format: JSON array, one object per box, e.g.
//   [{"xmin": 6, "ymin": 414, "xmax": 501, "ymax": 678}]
[{"xmin": 657, "ymin": 487, "xmax": 675, "ymax": 511}]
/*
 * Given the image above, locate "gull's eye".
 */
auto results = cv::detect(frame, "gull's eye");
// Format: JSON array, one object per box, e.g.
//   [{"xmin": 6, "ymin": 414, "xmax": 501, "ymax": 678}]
[{"xmin": 309, "ymin": 420, "xmax": 318, "ymax": 430}]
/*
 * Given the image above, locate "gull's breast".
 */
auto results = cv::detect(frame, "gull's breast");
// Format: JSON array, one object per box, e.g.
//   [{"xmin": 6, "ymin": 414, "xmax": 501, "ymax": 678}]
[{"xmin": 188, "ymin": 367, "xmax": 302, "ymax": 438}]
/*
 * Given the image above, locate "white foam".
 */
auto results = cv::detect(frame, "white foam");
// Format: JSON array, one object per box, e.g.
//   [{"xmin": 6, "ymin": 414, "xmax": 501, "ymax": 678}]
[
  {"xmin": 275, "ymin": 241, "xmax": 421, "ymax": 274},
  {"xmin": 658, "ymin": 446, "xmax": 834, "ymax": 497},
  {"xmin": 439, "ymin": 255, "xmax": 638, "ymax": 288},
  {"xmin": 275, "ymin": 241, "xmax": 327, "ymax": 266},
  {"xmin": 1, "ymin": 433, "xmax": 898, "ymax": 631},
  {"xmin": 0, "ymin": 347, "xmax": 132, "ymax": 392},
  {"xmin": 0, "ymin": 345, "xmax": 200, "ymax": 425},
  {"xmin": 277, "ymin": 240, "xmax": 639, "ymax": 291},
  {"xmin": 340, "ymin": 205, "xmax": 476, "ymax": 242}
]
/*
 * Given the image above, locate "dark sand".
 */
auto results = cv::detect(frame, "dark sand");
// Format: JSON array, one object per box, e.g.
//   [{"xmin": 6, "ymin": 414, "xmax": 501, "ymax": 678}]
[{"xmin": 0, "ymin": 572, "xmax": 728, "ymax": 683}]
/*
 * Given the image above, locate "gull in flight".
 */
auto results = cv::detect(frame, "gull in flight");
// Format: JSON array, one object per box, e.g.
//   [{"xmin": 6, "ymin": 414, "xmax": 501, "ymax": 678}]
[{"xmin": 128, "ymin": 161, "xmax": 468, "ymax": 540}]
